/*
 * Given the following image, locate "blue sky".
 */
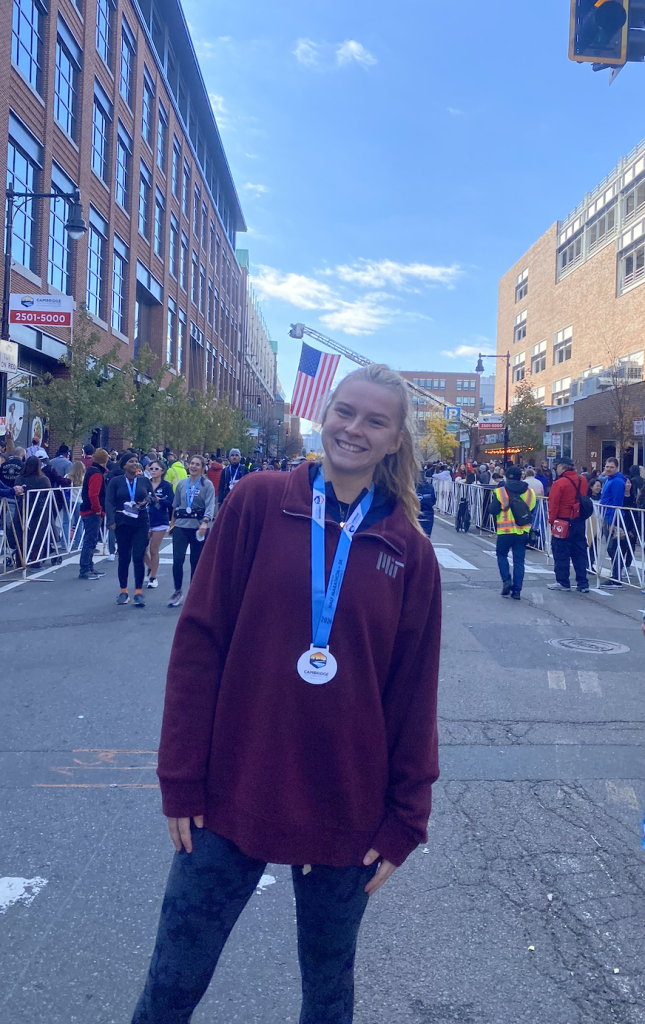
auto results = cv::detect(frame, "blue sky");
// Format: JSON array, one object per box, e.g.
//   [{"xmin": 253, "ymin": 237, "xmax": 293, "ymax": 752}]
[{"xmin": 184, "ymin": 0, "xmax": 645, "ymax": 402}]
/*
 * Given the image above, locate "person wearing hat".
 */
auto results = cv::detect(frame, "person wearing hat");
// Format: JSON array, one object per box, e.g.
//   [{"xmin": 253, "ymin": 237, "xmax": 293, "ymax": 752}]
[
  {"xmin": 547, "ymin": 456, "xmax": 590, "ymax": 593},
  {"xmin": 489, "ymin": 465, "xmax": 537, "ymax": 600},
  {"xmin": 105, "ymin": 452, "xmax": 154, "ymax": 606},
  {"xmin": 78, "ymin": 448, "xmax": 110, "ymax": 581},
  {"xmin": 218, "ymin": 448, "xmax": 247, "ymax": 505}
]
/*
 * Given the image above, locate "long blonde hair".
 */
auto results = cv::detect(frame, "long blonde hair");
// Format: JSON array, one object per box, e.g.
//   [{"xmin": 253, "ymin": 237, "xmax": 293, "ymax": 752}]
[{"xmin": 322, "ymin": 363, "xmax": 423, "ymax": 533}]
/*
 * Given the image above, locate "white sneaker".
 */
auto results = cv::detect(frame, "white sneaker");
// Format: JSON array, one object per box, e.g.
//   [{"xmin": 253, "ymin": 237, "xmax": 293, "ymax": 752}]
[
  {"xmin": 107, "ymin": 553, "xmax": 115, "ymax": 561},
  {"xmin": 547, "ymin": 582, "xmax": 571, "ymax": 591},
  {"xmin": 147, "ymin": 578, "xmax": 158, "ymax": 589}
]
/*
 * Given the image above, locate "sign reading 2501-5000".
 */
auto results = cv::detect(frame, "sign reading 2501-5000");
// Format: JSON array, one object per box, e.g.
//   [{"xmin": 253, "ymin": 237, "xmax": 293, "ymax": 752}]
[{"xmin": 9, "ymin": 293, "xmax": 74, "ymax": 327}]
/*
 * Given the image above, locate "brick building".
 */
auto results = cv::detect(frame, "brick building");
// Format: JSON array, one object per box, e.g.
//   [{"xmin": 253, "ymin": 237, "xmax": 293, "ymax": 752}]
[
  {"xmin": 237, "ymin": 250, "xmax": 278, "ymax": 454},
  {"xmin": 496, "ymin": 137, "xmax": 645, "ymax": 429},
  {"xmin": 399, "ymin": 370, "xmax": 481, "ymax": 417},
  {"xmin": 2, "ymin": 0, "xmax": 246, "ymax": 448},
  {"xmin": 572, "ymin": 379, "xmax": 645, "ymax": 472}
]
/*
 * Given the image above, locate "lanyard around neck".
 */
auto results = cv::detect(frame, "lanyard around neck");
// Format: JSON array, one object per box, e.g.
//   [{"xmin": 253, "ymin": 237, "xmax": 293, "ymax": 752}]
[
  {"xmin": 186, "ymin": 478, "xmax": 200, "ymax": 506},
  {"xmin": 310, "ymin": 467, "xmax": 374, "ymax": 649},
  {"xmin": 125, "ymin": 476, "xmax": 137, "ymax": 502}
]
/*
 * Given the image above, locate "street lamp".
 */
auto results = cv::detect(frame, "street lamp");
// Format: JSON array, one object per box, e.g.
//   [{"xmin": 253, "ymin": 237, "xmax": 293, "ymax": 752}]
[
  {"xmin": 475, "ymin": 351, "xmax": 511, "ymax": 468},
  {"xmin": 2, "ymin": 186, "xmax": 86, "ymax": 414}
]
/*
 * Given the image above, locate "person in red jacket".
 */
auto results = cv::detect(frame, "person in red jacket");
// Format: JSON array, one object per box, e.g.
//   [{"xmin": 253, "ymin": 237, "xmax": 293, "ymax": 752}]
[
  {"xmin": 132, "ymin": 364, "xmax": 441, "ymax": 1024},
  {"xmin": 547, "ymin": 456, "xmax": 590, "ymax": 593},
  {"xmin": 78, "ymin": 449, "xmax": 108, "ymax": 581}
]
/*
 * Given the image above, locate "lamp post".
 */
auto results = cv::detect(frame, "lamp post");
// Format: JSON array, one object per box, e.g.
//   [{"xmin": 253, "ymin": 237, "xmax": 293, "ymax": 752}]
[
  {"xmin": 475, "ymin": 351, "xmax": 511, "ymax": 468},
  {"xmin": 1, "ymin": 186, "xmax": 86, "ymax": 415}
]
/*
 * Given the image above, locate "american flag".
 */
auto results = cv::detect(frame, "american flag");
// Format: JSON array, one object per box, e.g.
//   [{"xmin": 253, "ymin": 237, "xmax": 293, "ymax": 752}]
[{"xmin": 291, "ymin": 342, "xmax": 341, "ymax": 422}]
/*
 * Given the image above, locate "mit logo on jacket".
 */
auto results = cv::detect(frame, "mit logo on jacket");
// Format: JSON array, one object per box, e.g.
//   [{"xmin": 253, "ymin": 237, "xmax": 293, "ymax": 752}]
[{"xmin": 376, "ymin": 551, "xmax": 404, "ymax": 579}]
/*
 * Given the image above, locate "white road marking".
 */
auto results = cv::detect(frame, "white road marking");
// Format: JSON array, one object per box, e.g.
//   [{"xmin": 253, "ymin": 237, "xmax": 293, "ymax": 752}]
[
  {"xmin": 481, "ymin": 550, "xmax": 552, "ymax": 573},
  {"xmin": 434, "ymin": 549, "xmax": 479, "ymax": 570},
  {"xmin": 548, "ymin": 671, "xmax": 566, "ymax": 690},
  {"xmin": 256, "ymin": 874, "xmax": 276, "ymax": 890},
  {"xmin": 0, "ymin": 876, "xmax": 48, "ymax": 913},
  {"xmin": 578, "ymin": 670, "xmax": 602, "ymax": 696},
  {"xmin": 605, "ymin": 781, "xmax": 639, "ymax": 810},
  {"xmin": 158, "ymin": 558, "xmax": 174, "ymax": 564},
  {"xmin": 588, "ymin": 588, "xmax": 613, "ymax": 597},
  {"xmin": 0, "ymin": 581, "xmax": 23, "ymax": 594}
]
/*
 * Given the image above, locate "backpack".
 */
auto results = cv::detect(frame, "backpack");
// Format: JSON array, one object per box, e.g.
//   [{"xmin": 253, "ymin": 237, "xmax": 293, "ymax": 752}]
[
  {"xmin": 501, "ymin": 487, "xmax": 532, "ymax": 527},
  {"xmin": 566, "ymin": 476, "xmax": 594, "ymax": 521}
]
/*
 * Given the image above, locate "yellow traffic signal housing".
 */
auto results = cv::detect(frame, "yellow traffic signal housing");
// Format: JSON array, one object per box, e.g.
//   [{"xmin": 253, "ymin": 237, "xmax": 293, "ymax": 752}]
[{"xmin": 569, "ymin": 0, "xmax": 629, "ymax": 64}]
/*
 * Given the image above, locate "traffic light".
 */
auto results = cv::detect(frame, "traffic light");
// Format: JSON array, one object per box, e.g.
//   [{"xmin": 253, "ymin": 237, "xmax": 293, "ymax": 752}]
[{"xmin": 569, "ymin": 0, "xmax": 628, "ymax": 64}]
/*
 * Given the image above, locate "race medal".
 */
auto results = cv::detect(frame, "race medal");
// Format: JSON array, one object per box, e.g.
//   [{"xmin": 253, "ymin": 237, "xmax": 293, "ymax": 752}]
[{"xmin": 297, "ymin": 645, "xmax": 338, "ymax": 685}]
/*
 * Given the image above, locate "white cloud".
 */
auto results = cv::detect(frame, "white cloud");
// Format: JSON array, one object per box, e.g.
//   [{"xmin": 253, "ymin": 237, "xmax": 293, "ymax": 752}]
[
  {"xmin": 209, "ymin": 93, "xmax": 230, "ymax": 130},
  {"xmin": 293, "ymin": 38, "xmax": 319, "ymax": 66},
  {"xmin": 336, "ymin": 40, "xmax": 377, "ymax": 67},
  {"xmin": 243, "ymin": 183, "xmax": 270, "ymax": 196},
  {"xmin": 447, "ymin": 107, "xmax": 464, "ymax": 116},
  {"xmin": 334, "ymin": 259, "xmax": 460, "ymax": 289},
  {"xmin": 441, "ymin": 344, "xmax": 494, "ymax": 360},
  {"xmin": 252, "ymin": 267, "xmax": 338, "ymax": 310},
  {"xmin": 321, "ymin": 300, "xmax": 391, "ymax": 335}
]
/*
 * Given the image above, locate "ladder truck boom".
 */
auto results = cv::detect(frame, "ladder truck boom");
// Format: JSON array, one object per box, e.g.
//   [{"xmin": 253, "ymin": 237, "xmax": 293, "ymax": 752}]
[{"xmin": 288, "ymin": 323, "xmax": 476, "ymax": 428}]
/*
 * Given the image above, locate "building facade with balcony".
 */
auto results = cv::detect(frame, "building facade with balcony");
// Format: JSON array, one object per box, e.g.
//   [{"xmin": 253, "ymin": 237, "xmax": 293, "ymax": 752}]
[
  {"xmin": 2, "ymin": 0, "xmax": 245, "ymax": 446},
  {"xmin": 496, "ymin": 137, "xmax": 645, "ymax": 421}
]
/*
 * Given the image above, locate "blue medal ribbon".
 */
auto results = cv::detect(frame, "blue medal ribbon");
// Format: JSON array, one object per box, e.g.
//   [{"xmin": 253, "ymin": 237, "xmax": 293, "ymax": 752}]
[
  {"xmin": 125, "ymin": 476, "xmax": 137, "ymax": 503},
  {"xmin": 310, "ymin": 467, "xmax": 374, "ymax": 649},
  {"xmin": 186, "ymin": 478, "xmax": 199, "ymax": 513}
]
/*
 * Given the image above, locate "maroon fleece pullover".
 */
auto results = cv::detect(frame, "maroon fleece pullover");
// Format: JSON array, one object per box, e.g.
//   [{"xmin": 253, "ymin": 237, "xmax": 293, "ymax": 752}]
[{"xmin": 158, "ymin": 462, "xmax": 441, "ymax": 867}]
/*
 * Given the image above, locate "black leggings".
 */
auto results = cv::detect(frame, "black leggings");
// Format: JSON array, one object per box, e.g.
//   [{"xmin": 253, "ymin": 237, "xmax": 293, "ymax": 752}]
[
  {"xmin": 115, "ymin": 523, "xmax": 149, "ymax": 590},
  {"xmin": 172, "ymin": 528, "xmax": 205, "ymax": 591}
]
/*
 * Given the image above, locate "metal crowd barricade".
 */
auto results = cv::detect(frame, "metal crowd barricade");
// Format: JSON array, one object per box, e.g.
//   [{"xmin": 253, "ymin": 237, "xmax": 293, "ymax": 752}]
[
  {"xmin": 0, "ymin": 486, "xmax": 109, "ymax": 580},
  {"xmin": 429, "ymin": 478, "xmax": 645, "ymax": 591}
]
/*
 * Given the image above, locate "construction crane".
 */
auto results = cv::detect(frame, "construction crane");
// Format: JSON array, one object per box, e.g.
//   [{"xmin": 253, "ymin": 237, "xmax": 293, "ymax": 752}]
[{"xmin": 288, "ymin": 323, "xmax": 476, "ymax": 429}]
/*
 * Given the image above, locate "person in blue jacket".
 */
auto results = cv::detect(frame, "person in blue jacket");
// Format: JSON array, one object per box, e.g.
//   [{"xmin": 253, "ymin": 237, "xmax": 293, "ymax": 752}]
[
  {"xmin": 600, "ymin": 457, "xmax": 626, "ymax": 509},
  {"xmin": 144, "ymin": 459, "xmax": 175, "ymax": 589}
]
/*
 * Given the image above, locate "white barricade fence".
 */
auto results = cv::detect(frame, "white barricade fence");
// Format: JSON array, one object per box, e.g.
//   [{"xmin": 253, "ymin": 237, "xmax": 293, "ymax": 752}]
[
  {"xmin": 0, "ymin": 486, "xmax": 109, "ymax": 577},
  {"xmin": 429, "ymin": 480, "xmax": 645, "ymax": 590}
]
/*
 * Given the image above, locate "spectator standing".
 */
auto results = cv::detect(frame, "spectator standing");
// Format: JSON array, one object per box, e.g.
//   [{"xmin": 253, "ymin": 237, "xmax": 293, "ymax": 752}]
[
  {"xmin": 166, "ymin": 453, "xmax": 188, "ymax": 492},
  {"xmin": 546, "ymin": 457, "xmax": 590, "ymax": 593},
  {"xmin": 489, "ymin": 465, "xmax": 537, "ymax": 600},
  {"xmin": 206, "ymin": 454, "xmax": 224, "ymax": 495},
  {"xmin": 81, "ymin": 443, "xmax": 95, "ymax": 469},
  {"xmin": 218, "ymin": 449, "xmax": 248, "ymax": 505},
  {"xmin": 78, "ymin": 450, "xmax": 109, "ymax": 581},
  {"xmin": 14, "ymin": 456, "xmax": 51, "ymax": 567},
  {"xmin": 524, "ymin": 467, "xmax": 544, "ymax": 497},
  {"xmin": 49, "ymin": 445, "xmax": 72, "ymax": 479}
]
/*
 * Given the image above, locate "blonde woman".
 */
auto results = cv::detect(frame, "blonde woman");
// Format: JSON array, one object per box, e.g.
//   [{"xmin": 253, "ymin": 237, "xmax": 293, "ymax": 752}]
[
  {"xmin": 64, "ymin": 460, "xmax": 86, "ymax": 551},
  {"xmin": 132, "ymin": 365, "xmax": 441, "ymax": 1024}
]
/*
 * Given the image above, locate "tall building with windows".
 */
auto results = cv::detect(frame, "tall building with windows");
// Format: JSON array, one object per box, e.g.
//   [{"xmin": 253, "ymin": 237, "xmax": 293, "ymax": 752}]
[
  {"xmin": 398, "ymin": 371, "xmax": 481, "ymax": 417},
  {"xmin": 496, "ymin": 138, "xmax": 645, "ymax": 418},
  {"xmin": 2, "ymin": 0, "xmax": 246, "ymax": 444},
  {"xmin": 236, "ymin": 250, "xmax": 277, "ymax": 452}
]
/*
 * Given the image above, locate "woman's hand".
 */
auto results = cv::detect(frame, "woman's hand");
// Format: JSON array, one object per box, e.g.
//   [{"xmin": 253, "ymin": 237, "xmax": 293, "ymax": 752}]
[
  {"xmin": 108, "ymin": 523, "xmax": 116, "ymax": 530},
  {"xmin": 197, "ymin": 522, "xmax": 208, "ymax": 539},
  {"xmin": 167, "ymin": 815, "xmax": 204, "ymax": 853},
  {"xmin": 363, "ymin": 848, "xmax": 397, "ymax": 895}
]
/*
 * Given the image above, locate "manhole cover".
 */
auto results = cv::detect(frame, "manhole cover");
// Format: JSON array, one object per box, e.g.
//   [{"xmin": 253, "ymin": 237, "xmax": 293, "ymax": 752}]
[{"xmin": 546, "ymin": 638, "xmax": 630, "ymax": 654}]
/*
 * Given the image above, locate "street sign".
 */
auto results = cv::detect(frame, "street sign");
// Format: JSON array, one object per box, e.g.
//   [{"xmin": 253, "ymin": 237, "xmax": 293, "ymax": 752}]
[
  {"xmin": 0, "ymin": 339, "xmax": 18, "ymax": 373},
  {"xmin": 445, "ymin": 406, "xmax": 460, "ymax": 422},
  {"xmin": 462, "ymin": 437, "xmax": 470, "ymax": 449},
  {"xmin": 543, "ymin": 432, "xmax": 552, "ymax": 446},
  {"xmin": 9, "ymin": 292, "xmax": 73, "ymax": 327},
  {"xmin": 550, "ymin": 432, "xmax": 562, "ymax": 447},
  {"xmin": 634, "ymin": 418, "xmax": 645, "ymax": 437},
  {"xmin": 446, "ymin": 420, "xmax": 460, "ymax": 435},
  {"xmin": 547, "ymin": 447, "xmax": 557, "ymax": 458},
  {"xmin": 458, "ymin": 430, "xmax": 470, "ymax": 442},
  {"xmin": 478, "ymin": 417, "xmax": 504, "ymax": 432}
]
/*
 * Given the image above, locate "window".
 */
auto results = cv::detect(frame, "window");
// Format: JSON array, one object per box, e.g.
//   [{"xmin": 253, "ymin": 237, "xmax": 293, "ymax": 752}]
[
  {"xmin": 562, "ymin": 431, "xmax": 572, "ymax": 460},
  {"xmin": 512, "ymin": 351, "xmax": 525, "ymax": 383},
  {"xmin": 12, "ymin": 0, "xmax": 43, "ymax": 92},
  {"xmin": 209, "ymin": 220, "xmax": 215, "ymax": 265},
  {"xmin": 182, "ymin": 161, "xmax": 190, "ymax": 217},
  {"xmin": 180, "ymin": 232, "xmax": 188, "ymax": 290},
  {"xmin": 531, "ymin": 340, "xmax": 547, "ymax": 375},
  {"xmin": 620, "ymin": 239, "xmax": 645, "ymax": 292},
  {"xmin": 91, "ymin": 85, "xmax": 112, "ymax": 183},
  {"xmin": 138, "ymin": 163, "xmax": 152, "ymax": 238},
  {"xmin": 514, "ymin": 309, "xmax": 527, "ymax": 343},
  {"xmin": 532, "ymin": 385, "xmax": 545, "ymax": 404},
  {"xmin": 167, "ymin": 296, "xmax": 176, "ymax": 364},
  {"xmin": 115, "ymin": 125, "xmax": 131, "ymax": 209},
  {"xmin": 515, "ymin": 268, "xmax": 528, "ymax": 303},
  {"xmin": 193, "ymin": 185, "xmax": 200, "ymax": 236},
  {"xmin": 552, "ymin": 376, "xmax": 571, "ymax": 406},
  {"xmin": 456, "ymin": 380, "xmax": 462, "ymax": 390},
  {"xmin": 559, "ymin": 234, "xmax": 582, "ymax": 274},
  {"xmin": 199, "ymin": 264, "xmax": 205, "ymax": 314},
  {"xmin": 470, "ymin": 379, "xmax": 476, "ymax": 390},
  {"xmin": 111, "ymin": 235, "xmax": 128, "ymax": 333},
  {"xmin": 624, "ymin": 180, "xmax": 645, "ymax": 222},
  {"xmin": 178, "ymin": 307, "xmax": 186, "ymax": 371},
  {"xmin": 553, "ymin": 325, "xmax": 572, "ymax": 364},
  {"xmin": 119, "ymin": 20, "xmax": 135, "ymax": 106},
  {"xmin": 191, "ymin": 249, "xmax": 198, "ymax": 305},
  {"xmin": 48, "ymin": 171, "xmax": 75, "ymax": 293},
  {"xmin": 153, "ymin": 188, "xmax": 165, "ymax": 258},
  {"xmin": 201, "ymin": 203, "xmax": 208, "ymax": 250},
  {"xmin": 87, "ymin": 209, "xmax": 108, "ymax": 320},
  {"xmin": 54, "ymin": 31, "xmax": 80, "ymax": 140},
  {"xmin": 169, "ymin": 214, "xmax": 179, "ymax": 278},
  {"xmin": 157, "ymin": 103, "xmax": 168, "ymax": 172},
  {"xmin": 207, "ymin": 279, "xmax": 213, "ymax": 324},
  {"xmin": 6, "ymin": 138, "xmax": 38, "ymax": 271},
  {"xmin": 172, "ymin": 139, "xmax": 181, "ymax": 197},
  {"xmin": 213, "ymin": 287, "xmax": 219, "ymax": 332},
  {"xmin": 215, "ymin": 232, "xmax": 221, "ymax": 277},
  {"xmin": 440, "ymin": 380, "xmax": 445, "ymax": 389},
  {"xmin": 588, "ymin": 205, "xmax": 616, "ymax": 252},
  {"xmin": 142, "ymin": 72, "xmax": 155, "ymax": 148},
  {"xmin": 95, "ymin": 0, "xmax": 112, "ymax": 67}
]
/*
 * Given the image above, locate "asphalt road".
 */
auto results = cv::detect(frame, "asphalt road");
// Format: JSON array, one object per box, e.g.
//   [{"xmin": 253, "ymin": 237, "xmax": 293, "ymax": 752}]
[{"xmin": 1, "ymin": 521, "xmax": 644, "ymax": 1024}]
